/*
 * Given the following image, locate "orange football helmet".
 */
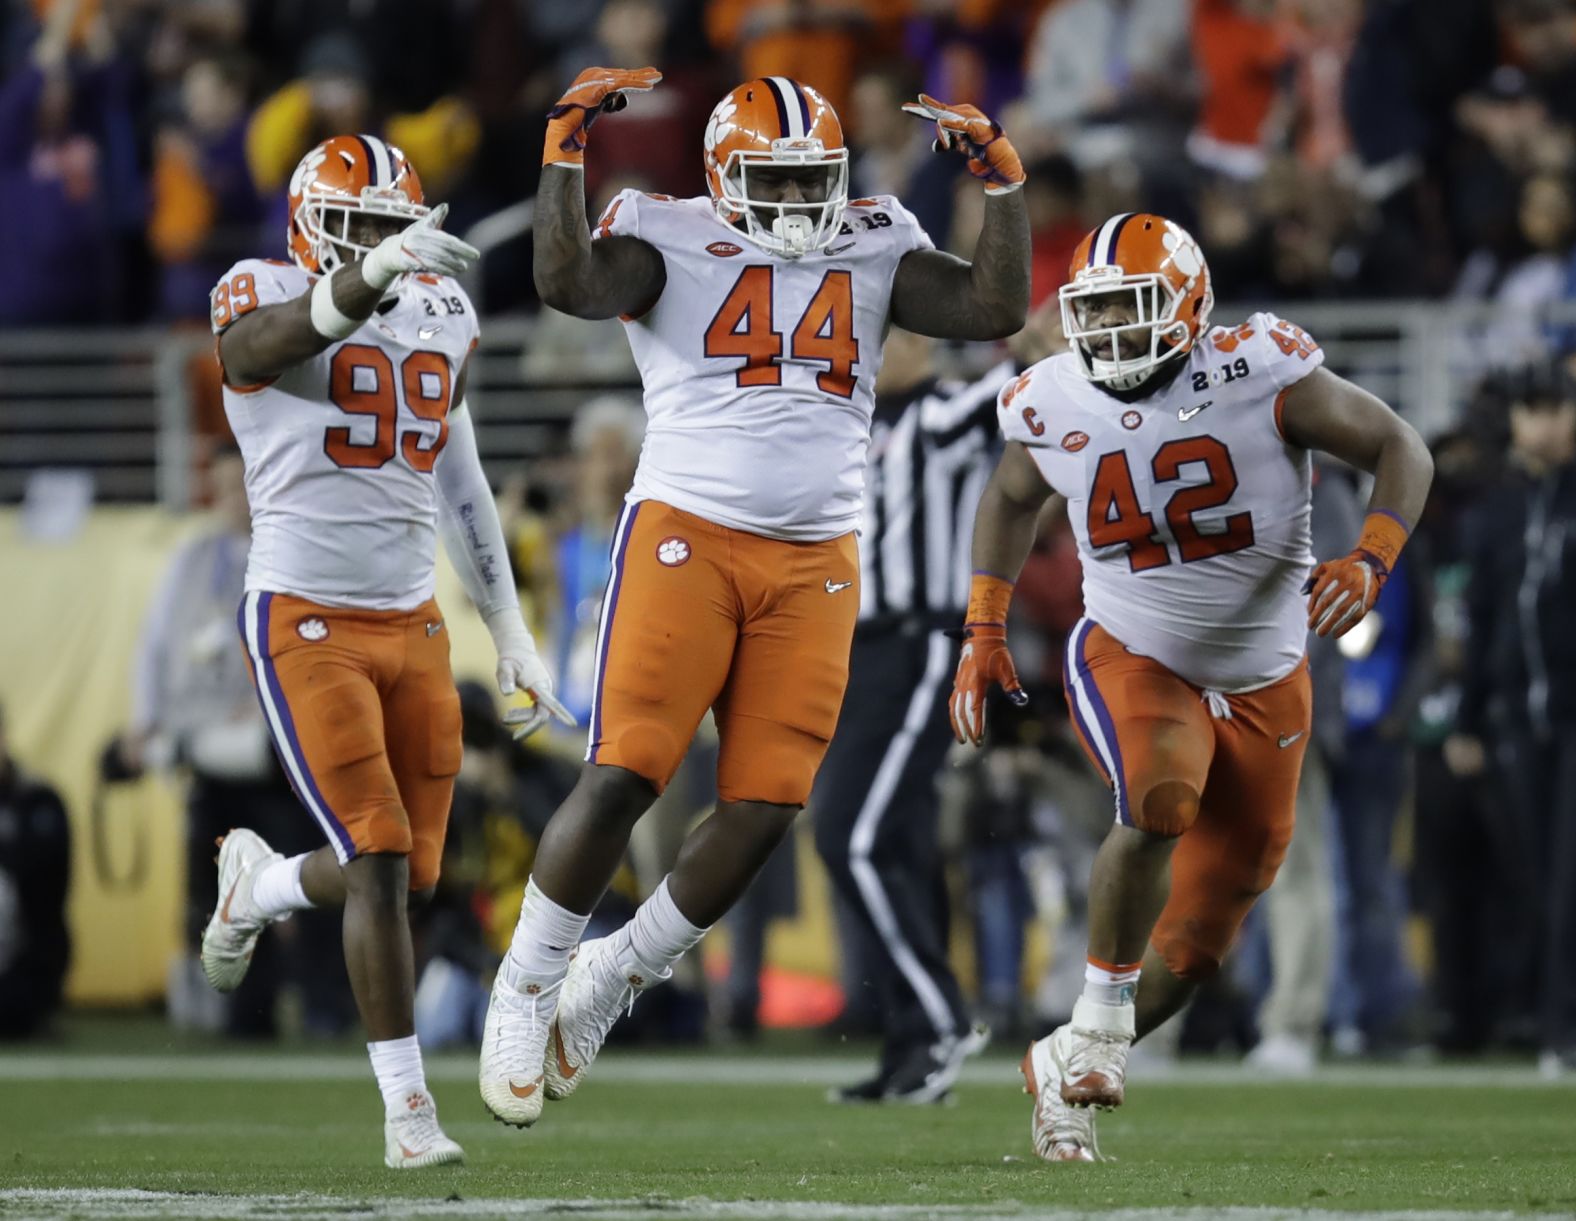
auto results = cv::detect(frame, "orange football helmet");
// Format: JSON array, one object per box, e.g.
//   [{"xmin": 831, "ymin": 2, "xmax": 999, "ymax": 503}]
[
  {"xmin": 1060, "ymin": 213, "xmax": 1214, "ymax": 392},
  {"xmin": 703, "ymin": 77, "xmax": 848, "ymax": 258},
  {"xmin": 286, "ymin": 134, "xmax": 427, "ymax": 275}
]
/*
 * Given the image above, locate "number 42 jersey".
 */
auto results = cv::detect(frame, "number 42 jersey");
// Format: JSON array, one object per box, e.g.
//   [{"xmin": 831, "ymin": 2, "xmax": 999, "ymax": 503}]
[
  {"xmin": 1001, "ymin": 313, "xmax": 1325, "ymax": 693},
  {"xmin": 211, "ymin": 259, "xmax": 479, "ymax": 610},
  {"xmin": 595, "ymin": 190, "xmax": 933, "ymax": 542}
]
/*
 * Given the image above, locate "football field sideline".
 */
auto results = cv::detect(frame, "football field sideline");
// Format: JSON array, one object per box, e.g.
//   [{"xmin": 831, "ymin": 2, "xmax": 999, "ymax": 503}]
[{"xmin": 0, "ymin": 1049, "xmax": 1570, "ymax": 1089}]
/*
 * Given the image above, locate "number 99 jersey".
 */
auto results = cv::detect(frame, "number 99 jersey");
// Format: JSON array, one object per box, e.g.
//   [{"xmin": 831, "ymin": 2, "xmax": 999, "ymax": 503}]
[
  {"xmin": 211, "ymin": 258, "xmax": 480, "ymax": 610},
  {"xmin": 595, "ymin": 189, "xmax": 933, "ymax": 542},
  {"xmin": 1001, "ymin": 312, "xmax": 1325, "ymax": 692}
]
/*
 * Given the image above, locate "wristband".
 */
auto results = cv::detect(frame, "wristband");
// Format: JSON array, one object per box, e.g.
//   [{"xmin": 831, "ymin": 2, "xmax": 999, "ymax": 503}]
[
  {"xmin": 1355, "ymin": 510, "xmax": 1411, "ymax": 579},
  {"xmin": 965, "ymin": 572, "xmax": 1014, "ymax": 627},
  {"xmin": 309, "ymin": 271, "xmax": 362, "ymax": 340}
]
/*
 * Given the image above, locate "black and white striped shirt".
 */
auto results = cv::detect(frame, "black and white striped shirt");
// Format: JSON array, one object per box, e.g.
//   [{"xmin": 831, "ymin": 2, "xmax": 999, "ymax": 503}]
[{"xmin": 858, "ymin": 361, "xmax": 1012, "ymax": 626}]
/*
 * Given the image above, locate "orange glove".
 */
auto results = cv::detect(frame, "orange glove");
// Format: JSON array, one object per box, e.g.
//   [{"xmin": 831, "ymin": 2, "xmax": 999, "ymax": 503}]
[
  {"xmin": 900, "ymin": 94, "xmax": 1024, "ymax": 195},
  {"xmin": 1303, "ymin": 511, "xmax": 1410, "ymax": 639},
  {"xmin": 948, "ymin": 573, "xmax": 1028, "ymax": 746},
  {"xmin": 544, "ymin": 66, "xmax": 662, "ymax": 167}
]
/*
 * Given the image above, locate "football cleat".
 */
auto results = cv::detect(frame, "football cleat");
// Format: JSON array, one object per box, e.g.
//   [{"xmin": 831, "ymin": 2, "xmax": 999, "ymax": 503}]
[
  {"xmin": 383, "ymin": 1091, "xmax": 464, "ymax": 1169},
  {"xmin": 545, "ymin": 936, "xmax": 668, "ymax": 1102},
  {"xmin": 200, "ymin": 828, "xmax": 281, "ymax": 993},
  {"xmin": 479, "ymin": 967, "xmax": 561, "ymax": 1127},
  {"xmin": 1022, "ymin": 1034, "xmax": 1101, "ymax": 1162},
  {"xmin": 1058, "ymin": 996, "xmax": 1136, "ymax": 1108}
]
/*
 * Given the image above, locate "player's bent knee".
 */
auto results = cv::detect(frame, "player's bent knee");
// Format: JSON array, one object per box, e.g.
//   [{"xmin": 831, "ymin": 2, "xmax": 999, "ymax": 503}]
[
  {"xmin": 407, "ymin": 850, "xmax": 441, "ymax": 894},
  {"xmin": 1133, "ymin": 779, "xmax": 1201, "ymax": 838},
  {"xmin": 602, "ymin": 724, "xmax": 684, "ymax": 796},
  {"xmin": 1154, "ymin": 933, "xmax": 1223, "ymax": 982}
]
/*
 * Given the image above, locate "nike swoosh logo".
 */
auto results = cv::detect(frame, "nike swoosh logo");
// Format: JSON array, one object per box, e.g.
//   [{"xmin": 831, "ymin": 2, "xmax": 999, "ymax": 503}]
[
  {"xmin": 426, "ymin": 621, "xmax": 442, "ymax": 637},
  {"xmin": 398, "ymin": 1143, "xmax": 420, "ymax": 1159},
  {"xmin": 1278, "ymin": 731, "xmax": 1305, "ymax": 749},
  {"xmin": 553, "ymin": 1022, "xmax": 579, "ymax": 1079},
  {"xmin": 1178, "ymin": 401, "xmax": 1212, "ymax": 421},
  {"xmin": 419, "ymin": 323, "xmax": 442, "ymax": 339},
  {"xmin": 824, "ymin": 579, "xmax": 853, "ymax": 594},
  {"xmin": 825, "ymin": 242, "xmax": 855, "ymax": 255},
  {"xmin": 218, "ymin": 877, "xmax": 239, "ymax": 924},
  {"xmin": 508, "ymin": 1077, "xmax": 541, "ymax": 1098}
]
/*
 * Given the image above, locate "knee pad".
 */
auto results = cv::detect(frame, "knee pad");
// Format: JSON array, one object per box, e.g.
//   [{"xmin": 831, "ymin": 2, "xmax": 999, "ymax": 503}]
[
  {"xmin": 605, "ymin": 722, "xmax": 684, "ymax": 795},
  {"xmin": 1154, "ymin": 932, "xmax": 1223, "ymax": 983},
  {"xmin": 1133, "ymin": 779, "xmax": 1201, "ymax": 837}
]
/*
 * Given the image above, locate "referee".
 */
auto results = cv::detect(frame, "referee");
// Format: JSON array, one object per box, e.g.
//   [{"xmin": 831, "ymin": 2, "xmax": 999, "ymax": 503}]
[{"xmin": 814, "ymin": 327, "xmax": 1011, "ymax": 1103}]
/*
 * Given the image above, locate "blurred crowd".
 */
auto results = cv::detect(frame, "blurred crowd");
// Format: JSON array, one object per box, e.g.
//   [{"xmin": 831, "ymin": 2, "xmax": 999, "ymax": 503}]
[{"xmin": 5, "ymin": 0, "xmax": 1576, "ymax": 326}]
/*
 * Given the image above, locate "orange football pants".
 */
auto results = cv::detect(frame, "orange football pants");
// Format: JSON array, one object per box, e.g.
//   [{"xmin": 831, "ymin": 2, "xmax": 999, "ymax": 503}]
[
  {"xmin": 586, "ymin": 500, "xmax": 860, "ymax": 806},
  {"xmin": 237, "ymin": 590, "xmax": 462, "ymax": 890},
  {"xmin": 1062, "ymin": 618, "xmax": 1313, "ymax": 979}
]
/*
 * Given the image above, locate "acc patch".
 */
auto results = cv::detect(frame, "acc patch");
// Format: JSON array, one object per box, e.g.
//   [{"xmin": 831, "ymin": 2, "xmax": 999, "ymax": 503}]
[
  {"xmin": 297, "ymin": 617, "xmax": 329, "ymax": 642},
  {"xmin": 1121, "ymin": 410, "xmax": 1142, "ymax": 431},
  {"xmin": 1062, "ymin": 430, "xmax": 1089, "ymax": 452},
  {"xmin": 706, "ymin": 241, "xmax": 743, "ymax": 257},
  {"xmin": 656, "ymin": 537, "xmax": 691, "ymax": 567}
]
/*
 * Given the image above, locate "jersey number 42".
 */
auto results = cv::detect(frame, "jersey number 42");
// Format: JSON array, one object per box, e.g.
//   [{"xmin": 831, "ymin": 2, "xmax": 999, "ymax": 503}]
[
  {"xmin": 1088, "ymin": 438, "xmax": 1254, "ymax": 571},
  {"xmin": 325, "ymin": 344, "xmax": 451, "ymax": 472}
]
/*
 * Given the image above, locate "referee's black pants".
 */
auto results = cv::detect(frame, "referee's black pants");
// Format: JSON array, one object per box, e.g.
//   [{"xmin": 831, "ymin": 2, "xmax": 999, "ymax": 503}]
[{"xmin": 812, "ymin": 623, "xmax": 969, "ymax": 1061}]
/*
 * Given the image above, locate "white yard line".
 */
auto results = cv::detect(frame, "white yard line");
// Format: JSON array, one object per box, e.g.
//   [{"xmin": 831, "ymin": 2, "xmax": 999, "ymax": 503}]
[
  {"xmin": 0, "ymin": 1053, "xmax": 1569, "ymax": 1089},
  {"xmin": 0, "ymin": 1191, "xmax": 1542, "ymax": 1221}
]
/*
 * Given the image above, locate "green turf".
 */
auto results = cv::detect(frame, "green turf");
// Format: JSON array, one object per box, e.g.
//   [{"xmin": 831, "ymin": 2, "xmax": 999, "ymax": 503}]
[{"xmin": 3, "ymin": 1062, "xmax": 1576, "ymax": 1216}]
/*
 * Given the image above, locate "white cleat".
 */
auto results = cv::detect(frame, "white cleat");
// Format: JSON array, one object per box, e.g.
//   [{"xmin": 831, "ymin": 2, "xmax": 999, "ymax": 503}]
[
  {"xmin": 479, "ymin": 968, "xmax": 561, "ymax": 1128},
  {"xmin": 1021, "ymin": 1034, "xmax": 1101, "ymax": 1162},
  {"xmin": 384, "ymin": 1091, "xmax": 464, "ymax": 1169},
  {"xmin": 200, "ymin": 828, "xmax": 281, "ymax": 993},
  {"xmin": 1058, "ymin": 996, "xmax": 1136, "ymax": 1109},
  {"xmin": 545, "ymin": 936, "xmax": 667, "ymax": 1102}
]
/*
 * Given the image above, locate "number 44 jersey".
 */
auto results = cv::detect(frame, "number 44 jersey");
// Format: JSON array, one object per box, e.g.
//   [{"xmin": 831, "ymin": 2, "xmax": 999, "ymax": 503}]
[
  {"xmin": 595, "ymin": 189, "xmax": 933, "ymax": 542},
  {"xmin": 211, "ymin": 258, "xmax": 479, "ymax": 610},
  {"xmin": 1002, "ymin": 313, "xmax": 1325, "ymax": 693}
]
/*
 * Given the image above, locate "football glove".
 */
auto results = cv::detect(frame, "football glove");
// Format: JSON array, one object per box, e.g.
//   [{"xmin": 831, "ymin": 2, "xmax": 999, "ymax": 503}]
[
  {"xmin": 948, "ymin": 624, "xmax": 1028, "ymax": 747},
  {"xmin": 483, "ymin": 609, "xmax": 576, "ymax": 740},
  {"xmin": 1303, "ymin": 552, "xmax": 1383, "ymax": 639},
  {"xmin": 901, "ymin": 94, "xmax": 1025, "ymax": 195},
  {"xmin": 544, "ymin": 66, "xmax": 663, "ymax": 167},
  {"xmin": 360, "ymin": 203, "xmax": 478, "ymax": 289}
]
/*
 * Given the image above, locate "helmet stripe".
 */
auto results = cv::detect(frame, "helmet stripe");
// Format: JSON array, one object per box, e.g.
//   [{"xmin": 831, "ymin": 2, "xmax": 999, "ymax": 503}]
[
  {"xmin": 766, "ymin": 76, "xmax": 805, "ymax": 138},
  {"xmin": 1088, "ymin": 212, "xmax": 1135, "ymax": 268},
  {"xmin": 789, "ymin": 80, "xmax": 813, "ymax": 135},
  {"xmin": 362, "ymin": 134, "xmax": 394, "ymax": 187},
  {"xmin": 354, "ymin": 134, "xmax": 381, "ymax": 186}
]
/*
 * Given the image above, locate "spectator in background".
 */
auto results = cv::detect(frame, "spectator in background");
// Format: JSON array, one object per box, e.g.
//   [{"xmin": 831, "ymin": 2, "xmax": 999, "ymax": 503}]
[
  {"xmin": 1448, "ymin": 361, "xmax": 1576, "ymax": 1077},
  {"xmin": 847, "ymin": 63, "xmax": 958, "ymax": 244},
  {"xmin": 149, "ymin": 54, "xmax": 263, "ymax": 321},
  {"xmin": 0, "ymin": 700, "xmax": 72, "ymax": 1039},
  {"xmin": 1023, "ymin": 154, "xmax": 1085, "ymax": 307},
  {"xmin": 115, "ymin": 448, "xmax": 351, "ymax": 1037},
  {"xmin": 1500, "ymin": 0, "xmax": 1576, "ymax": 125},
  {"xmin": 0, "ymin": 0, "xmax": 142, "ymax": 327},
  {"xmin": 1187, "ymin": 0, "xmax": 1287, "ymax": 182},
  {"xmin": 245, "ymin": 32, "xmax": 373, "ymax": 199},
  {"xmin": 705, "ymin": 0, "xmax": 896, "ymax": 119}
]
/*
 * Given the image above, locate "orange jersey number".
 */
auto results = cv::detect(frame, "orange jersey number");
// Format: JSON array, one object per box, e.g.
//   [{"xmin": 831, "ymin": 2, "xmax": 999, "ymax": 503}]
[
  {"xmin": 1087, "ymin": 438, "xmax": 1255, "ymax": 571},
  {"xmin": 211, "ymin": 272, "xmax": 259, "ymax": 331},
  {"xmin": 325, "ymin": 344, "xmax": 452, "ymax": 471},
  {"xmin": 703, "ymin": 267, "xmax": 860, "ymax": 397}
]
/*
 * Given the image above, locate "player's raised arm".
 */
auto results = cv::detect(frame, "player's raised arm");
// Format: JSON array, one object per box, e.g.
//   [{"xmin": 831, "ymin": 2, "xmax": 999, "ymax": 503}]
[
  {"xmin": 218, "ymin": 204, "xmax": 478, "ymax": 386},
  {"xmin": 1280, "ymin": 366, "xmax": 1435, "ymax": 638},
  {"xmin": 534, "ymin": 68, "xmax": 668, "ymax": 320},
  {"xmin": 888, "ymin": 95, "xmax": 1030, "ymax": 341}
]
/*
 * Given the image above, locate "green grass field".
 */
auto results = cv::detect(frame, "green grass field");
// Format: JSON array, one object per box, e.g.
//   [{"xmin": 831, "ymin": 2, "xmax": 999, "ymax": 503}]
[{"xmin": 2, "ymin": 1021, "xmax": 1575, "ymax": 1219}]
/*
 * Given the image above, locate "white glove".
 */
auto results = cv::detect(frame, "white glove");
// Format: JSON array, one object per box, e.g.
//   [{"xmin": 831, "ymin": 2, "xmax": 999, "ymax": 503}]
[
  {"xmin": 484, "ymin": 607, "xmax": 576, "ymax": 741},
  {"xmin": 361, "ymin": 203, "xmax": 480, "ymax": 290}
]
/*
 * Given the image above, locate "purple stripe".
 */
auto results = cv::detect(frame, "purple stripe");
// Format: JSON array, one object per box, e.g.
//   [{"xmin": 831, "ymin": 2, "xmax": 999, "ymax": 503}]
[
  {"xmin": 355, "ymin": 135, "xmax": 380, "ymax": 185},
  {"xmin": 257, "ymin": 594, "xmax": 356, "ymax": 858},
  {"xmin": 590, "ymin": 503, "xmax": 641, "ymax": 764},
  {"xmin": 789, "ymin": 79, "xmax": 812, "ymax": 132},
  {"xmin": 1075, "ymin": 621, "xmax": 1133, "ymax": 827},
  {"xmin": 1102, "ymin": 213, "xmax": 1135, "ymax": 267},
  {"xmin": 1370, "ymin": 508, "xmax": 1412, "ymax": 534},
  {"xmin": 764, "ymin": 78, "xmax": 792, "ymax": 139}
]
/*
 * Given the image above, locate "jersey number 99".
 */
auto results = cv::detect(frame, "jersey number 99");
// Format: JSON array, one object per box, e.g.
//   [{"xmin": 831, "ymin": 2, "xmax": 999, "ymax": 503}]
[{"xmin": 325, "ymin": 345, "xmax": 451, "ymax": 472}]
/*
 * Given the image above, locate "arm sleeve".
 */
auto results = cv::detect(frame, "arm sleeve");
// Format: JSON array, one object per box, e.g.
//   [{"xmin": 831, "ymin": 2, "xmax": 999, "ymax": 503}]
[{"xmin": 434, "ymin": 403, "xmax": 521, "ymax": 620}]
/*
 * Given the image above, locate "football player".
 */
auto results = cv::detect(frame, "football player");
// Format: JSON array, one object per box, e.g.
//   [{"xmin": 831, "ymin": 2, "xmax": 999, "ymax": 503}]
[
  {"xmin": 199, "ymin": 135, "xmax": 572, "ymax": 1168},
  {"xmin": 478, "ymin": 69, "xmax": 1030, "ymax": 1126},
  {"xmin": 952, "ymin": 214, "xmax": 1434, "ymax": 1160}
]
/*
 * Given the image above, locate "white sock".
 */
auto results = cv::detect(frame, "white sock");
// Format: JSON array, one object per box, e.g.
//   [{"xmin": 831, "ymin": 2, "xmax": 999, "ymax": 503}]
[
  {"xmin": 500, "ymin": 877, "xmax": 590, "ymax": 991},
  {"xmin": 250, "ymin": 853, "xmax": 312, "ymax": 919},
  {"xmin": 1083, "ymin": 958, "xmax": 1141, "ymax": 1007},
  {"xmin": 615, "ymin": 877, "xmax": 708, "ymax": 976},
  {"xmin": 367, "ymin": 1034, "xmax": 427, "ymax": 1116}
]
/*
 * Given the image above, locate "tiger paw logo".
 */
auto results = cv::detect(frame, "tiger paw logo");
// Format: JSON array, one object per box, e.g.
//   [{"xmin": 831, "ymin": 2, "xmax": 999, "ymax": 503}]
[
  {"xmin": 657, "ymin": 537, "xmax": 691, "ymax": 567},
  {"xmin": 406, "ymin": 1092, "xmax": 427, "ymax": 1112},
  {"xmin": 1121, "ymin": 411, "xmax": 1142, "ymax": 431},
  {"xmin": 296, "ymin": 618, "xmax": 329, "ymax": 641},
  {"xmin": 627, "ymin": 972, "xmax": 646, "ymax": 988},
  {"xmin": 1161, "ymin": 221, "xmax": 1204, "ymax": 284}
]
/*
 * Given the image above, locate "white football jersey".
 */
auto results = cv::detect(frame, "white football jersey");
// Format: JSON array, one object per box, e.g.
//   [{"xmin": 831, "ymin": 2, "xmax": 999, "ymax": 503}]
[
  {"xmin": 1003, "ymin": 312, "xmax": 1326, "ymax": 691},
  {"xmin": 595, "ymin": 190, "xmax": 933, "ymax": 541},
  {"xmin": 212, "ymin": 258, "xmax": 480, "ymax": 610}
]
